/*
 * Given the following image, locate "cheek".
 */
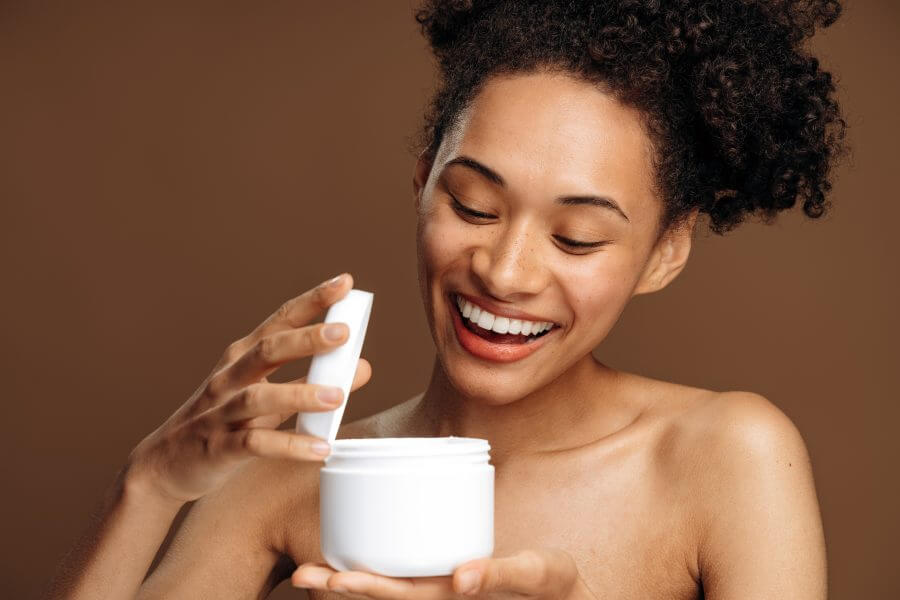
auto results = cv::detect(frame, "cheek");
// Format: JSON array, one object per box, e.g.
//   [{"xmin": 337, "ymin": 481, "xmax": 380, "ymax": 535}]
[
  {"xmin": 565, "ymin": 253, "xmax": 640, "ymax": 325},
  {"xmin": 418, "ymin": 211, "xmax": 468, "ymax": 274}
]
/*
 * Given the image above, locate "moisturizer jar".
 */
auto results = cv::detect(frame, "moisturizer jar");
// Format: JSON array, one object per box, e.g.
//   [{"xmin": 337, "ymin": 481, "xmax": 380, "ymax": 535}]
[{"xmin": 320, "ymin": 436, "xmax": 494, "ymax": 577}]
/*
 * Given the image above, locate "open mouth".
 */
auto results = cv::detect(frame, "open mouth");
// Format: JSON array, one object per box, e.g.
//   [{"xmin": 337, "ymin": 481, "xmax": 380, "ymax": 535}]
[{"xmin": 450, "ymin": 293, "xmax": 554, "ymax": 345}]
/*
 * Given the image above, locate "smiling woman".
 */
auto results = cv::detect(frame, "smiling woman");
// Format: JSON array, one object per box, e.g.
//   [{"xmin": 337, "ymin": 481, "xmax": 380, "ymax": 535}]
[{"xmin": 43, "ymin": 2, "xmax": 850, "ymax": 600}]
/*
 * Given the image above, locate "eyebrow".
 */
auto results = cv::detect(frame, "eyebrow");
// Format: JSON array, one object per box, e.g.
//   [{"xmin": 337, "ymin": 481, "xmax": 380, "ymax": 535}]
[{"xmin": 441, "ymin": 155, "xmax": 630, "ymax": 223}]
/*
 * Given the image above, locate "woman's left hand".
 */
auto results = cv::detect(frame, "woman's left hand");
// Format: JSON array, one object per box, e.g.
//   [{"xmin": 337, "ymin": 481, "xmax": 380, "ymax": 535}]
[{"xmin": 291, "ymin": 548, "xmax": 597, "ymax": 600}]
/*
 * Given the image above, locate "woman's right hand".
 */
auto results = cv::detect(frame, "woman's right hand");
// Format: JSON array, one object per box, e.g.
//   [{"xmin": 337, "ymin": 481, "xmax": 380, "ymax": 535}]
[{"xmin": 125, "ymin": 272, "xmax": 371, "ymax": 506}]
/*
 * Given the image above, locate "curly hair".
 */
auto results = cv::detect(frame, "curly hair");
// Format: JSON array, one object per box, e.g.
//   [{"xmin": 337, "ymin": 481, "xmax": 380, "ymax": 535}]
[{"xmin": 409, "ymin": 0, "xmax": 850, "ymax": 238}]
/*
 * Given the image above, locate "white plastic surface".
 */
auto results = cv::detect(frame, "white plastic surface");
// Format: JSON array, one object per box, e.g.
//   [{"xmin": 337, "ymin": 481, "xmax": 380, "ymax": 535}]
[
  {"xmin": 295, "ymin": 289, "xmax": 373, "ymax": 443},
  {"xmin": 320, "ymin": 437, "xmax": 494, "ymax": 576}
]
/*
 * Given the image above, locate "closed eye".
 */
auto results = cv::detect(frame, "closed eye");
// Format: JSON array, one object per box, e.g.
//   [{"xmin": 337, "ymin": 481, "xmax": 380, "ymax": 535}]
[
  {"xmin": 451, "ymin": 194, "xmax": 610, "ymax": 253},
  {"xmin": 450, "ymin": 195, "xmax": 495, "ymax": 220},
  {"xmin": 553, "ymin": 236, "xmax": 611, "ymax": 249}
]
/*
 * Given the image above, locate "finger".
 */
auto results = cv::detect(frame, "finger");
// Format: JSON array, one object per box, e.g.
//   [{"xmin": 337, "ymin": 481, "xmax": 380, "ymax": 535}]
[
  {"xmin": 350, "ymin": 357, "xmax": 372, "ymax": 392},
  {"xmin": 461, "ymin": 548, "xmax": 576, "ymax": 597},
  {"xmin": 214, "ymin": 381, "xmax": 343, "ymax": 424},
  {"xmin": 217, "ymin": 428, "xmax": 332, "ymax": 462},
  {"xmin": 209, "ymin": 321, "xmax": 350, "ymax": 395},
  {"xmin": 325, "ymin": 570, "xmax": 453, "ymax": 600},
  {"xmin": 292, "ymin": 562, "xmax": 337, "ymax": 590},
  {"xmin": 248, "ymin": 374, "xmax": 305, "ymax": 428},
  {"xmin": 238, "ymin": 272, "xmax": 353, "ymax": 355},
  {"xmin": 242, "ymin": 357, "xmax": 371, "ymax": 428},
  {"xmin": 292, "ymin": 564, "xmax": 378, "ymax": 600}
]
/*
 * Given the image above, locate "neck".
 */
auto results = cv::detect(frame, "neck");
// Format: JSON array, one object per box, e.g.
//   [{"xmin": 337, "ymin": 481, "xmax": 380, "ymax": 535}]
[{"xmin": 410, "ymin": 353, "xmax": 624, "ymax": 467}]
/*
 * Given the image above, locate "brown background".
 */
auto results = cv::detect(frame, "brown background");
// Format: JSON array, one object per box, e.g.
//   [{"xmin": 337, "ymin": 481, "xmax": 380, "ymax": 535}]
[{"xmin": 1, "ymin": 1, "xmax": 896, "ymax": 598}]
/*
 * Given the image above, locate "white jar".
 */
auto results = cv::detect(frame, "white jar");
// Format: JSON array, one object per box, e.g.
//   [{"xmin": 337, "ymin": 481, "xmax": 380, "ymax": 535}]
[{"xmin": 319, "ymin": 436, "xmax": 494, "ymax": 577}]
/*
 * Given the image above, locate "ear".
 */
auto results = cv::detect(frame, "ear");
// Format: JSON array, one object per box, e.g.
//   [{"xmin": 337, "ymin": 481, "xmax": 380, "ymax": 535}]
[
  {"xmin": 413, "ymin": 149, "xmax": 434, "ymax": 213},
  {"xmin": 632, "ymin": 208, "xmax": 699, "ymax": 297}
]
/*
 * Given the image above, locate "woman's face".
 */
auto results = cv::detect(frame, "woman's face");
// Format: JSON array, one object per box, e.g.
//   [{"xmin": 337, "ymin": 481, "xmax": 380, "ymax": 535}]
[{"xmin": 414, "ymin": 70, "xmax": 692, "ymax": 404}]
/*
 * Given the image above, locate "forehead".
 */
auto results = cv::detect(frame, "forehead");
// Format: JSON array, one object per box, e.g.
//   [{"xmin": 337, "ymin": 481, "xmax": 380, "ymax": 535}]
[{"xmin": 439, "ymin": 71, "xmax": 658, "ymax": 218}]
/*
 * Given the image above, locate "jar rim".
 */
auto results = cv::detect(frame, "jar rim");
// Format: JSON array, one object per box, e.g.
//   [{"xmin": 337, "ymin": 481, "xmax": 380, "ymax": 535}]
[{"xmin": 328, "ymin": 436, "xmax": 490, "ymax": 458}]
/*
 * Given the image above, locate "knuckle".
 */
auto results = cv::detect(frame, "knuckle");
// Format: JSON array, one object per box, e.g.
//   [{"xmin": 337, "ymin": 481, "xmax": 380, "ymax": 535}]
[
  {"xmin": 274, "ymin": 300, "xmax": 293, "ymax": 323},
  {"xmin": 204, "ymin": 374, "xmax": 225, "ymax": 399},
  {"xmin": 202, "ymin": 431, "xmax": 220, "ymax": 457},
  {"xmin": 256, "ymin": 335, "xmax": 279, "ymax": 364},
  {"xmin": 518, "ymin": 550, "xmax": 547, "ymax": 585},
  {"xmin": 222, "ymin": 339, "xmax": 244, "ymax": 363},
  {"xmin": 241, "ymin": 428, "xmax": 261, "ymax": 453},
  {"xmin": 296, "ymin": 384, "xmax": 315, "ymax": 408},
  {"xmin": 240, "ymin": 384, "xmax": 263, "ymax": 412},
  {"xmin": 285, "ymin": 433, "xmax": 299, "ymax": 456},
  {"xmin": 311, "ymin": 284, "xmax": 331, "ymax": 310},
  {"xmin": 304, "ymin": 325, "xmax": 323, "ymax": 350}
]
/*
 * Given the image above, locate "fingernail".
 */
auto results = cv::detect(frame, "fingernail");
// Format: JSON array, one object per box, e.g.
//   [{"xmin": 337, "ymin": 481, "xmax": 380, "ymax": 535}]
[
  {"xmin": 316, "ymin": 386, "xmax": 342, "ymax": 405},
  {"xmin": 311, "ymin": 440, "xmax": 331, "ymax": 455},
  {"xmin": 323, "ymin": 323, "xmax": 345, "ymax": 341},
  {"xmin": 324, "ymin": 273, "xmax": 345, "ymax": 288},
  {"xmin": 458, "ymin": 569, "xmax": 480, "ymax": 594},
  {"xmin": 330, "ymin": 586, "xmax": 348, "ymax": 593}
]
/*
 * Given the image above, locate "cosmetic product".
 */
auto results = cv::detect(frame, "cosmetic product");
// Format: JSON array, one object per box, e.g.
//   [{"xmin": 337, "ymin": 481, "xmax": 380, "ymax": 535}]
[
  {"xmin": 320, "ymin": 436, "xmax": 494, "ymax": 576},
  {"xmin": 295, "ymin": 287, "xmax": 495, "ymax": 576}
]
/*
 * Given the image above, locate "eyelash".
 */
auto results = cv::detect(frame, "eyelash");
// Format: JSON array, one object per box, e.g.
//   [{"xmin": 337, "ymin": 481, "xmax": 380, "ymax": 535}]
[{"xmin": 449, "ymin": 195, "xmax": 610, "ymax": 253}]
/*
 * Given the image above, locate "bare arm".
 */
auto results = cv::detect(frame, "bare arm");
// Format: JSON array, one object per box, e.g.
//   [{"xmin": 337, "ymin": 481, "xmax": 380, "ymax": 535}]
[
  {"xmin": 696, "ymin": 392, "xmax": 827, "ymax": 599},
  {"xmin": 136, "ymin": 457, "xmax": 308, "ymax": 599},
  {"xmin": 41, "ymin": 463, "xmax": 184, "ymax": 600},
  {"xmin": 43, "ymin": 273, "xmax": 372, "ymax": 599}
]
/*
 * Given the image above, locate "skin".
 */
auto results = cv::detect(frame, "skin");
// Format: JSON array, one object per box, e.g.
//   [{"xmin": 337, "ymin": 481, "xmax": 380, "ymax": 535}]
[{"xmin": 45, "ymin": 70, "xmax": 827, "ymax": 600}]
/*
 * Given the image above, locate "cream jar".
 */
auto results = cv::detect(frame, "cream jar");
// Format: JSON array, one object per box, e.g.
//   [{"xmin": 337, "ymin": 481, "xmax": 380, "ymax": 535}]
[{"xmin": 319, "ymin": 436, "xmax": 494, "ymax": 577}]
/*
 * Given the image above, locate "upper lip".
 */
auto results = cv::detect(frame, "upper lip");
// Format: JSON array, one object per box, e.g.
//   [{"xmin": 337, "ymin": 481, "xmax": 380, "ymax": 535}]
[{"xmin": 453, "ymin": 292, "xmax": 558, "ymax": 326}]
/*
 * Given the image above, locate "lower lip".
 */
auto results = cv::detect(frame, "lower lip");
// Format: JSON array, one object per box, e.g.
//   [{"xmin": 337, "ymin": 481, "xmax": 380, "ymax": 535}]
[{"xmin": 448, "ymin": 294, "xmax": 557, "ymax": 363}]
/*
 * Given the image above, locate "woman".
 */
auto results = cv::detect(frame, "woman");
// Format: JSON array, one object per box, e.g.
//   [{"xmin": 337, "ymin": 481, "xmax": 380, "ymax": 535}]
[{"xmin": 45, "ymin": 1, "xmax": 848, "ymax": 598}]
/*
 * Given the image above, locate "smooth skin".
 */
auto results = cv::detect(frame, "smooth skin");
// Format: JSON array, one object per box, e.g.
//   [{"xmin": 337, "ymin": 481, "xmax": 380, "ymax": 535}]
[
  {"xmin": 46, "ymin": 70, "xmax": 826, "ymax": 600},
  {"xmin": 42, "ymin": 272, "xmax": 373, "ymax": 599}
]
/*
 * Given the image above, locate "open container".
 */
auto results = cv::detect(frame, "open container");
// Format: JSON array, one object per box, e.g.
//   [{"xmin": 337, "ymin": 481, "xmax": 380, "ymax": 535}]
[
  {"xmin": 320, "ymin": 436, "xmax": 494, "ymax": 576},
  {"xmin": 296, "ymin": 288, "xmax": 495, "ymax": 575}
]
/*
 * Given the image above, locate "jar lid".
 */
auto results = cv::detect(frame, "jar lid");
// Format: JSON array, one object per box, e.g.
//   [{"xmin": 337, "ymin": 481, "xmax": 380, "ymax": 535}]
[{"xmin": 295, "ymin": 289, "xmax": 374, "ymax": 443}]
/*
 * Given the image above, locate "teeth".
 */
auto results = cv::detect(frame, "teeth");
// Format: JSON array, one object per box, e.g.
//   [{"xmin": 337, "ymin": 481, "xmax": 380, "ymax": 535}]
[
  {"xmin": 476, "ymin": 310, "xmax": 494, "ymax": 330},
  {"xmin": 493, "ymin": 316, "xmax": 509, "ymax": 334},
  {"xmin": 454, "ymin": 294, "xmax": 553, "ymax": 336}
]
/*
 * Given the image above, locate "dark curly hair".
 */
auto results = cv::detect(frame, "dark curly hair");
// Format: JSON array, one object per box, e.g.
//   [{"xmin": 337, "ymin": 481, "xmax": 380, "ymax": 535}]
[{"xmin": 409, "ymin": 0, "xmax": 850, "ymax": 239}]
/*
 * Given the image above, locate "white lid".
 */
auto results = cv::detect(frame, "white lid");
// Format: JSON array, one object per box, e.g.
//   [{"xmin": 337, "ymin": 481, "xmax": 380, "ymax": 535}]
[{"xmin": 295, "ymin": 289, "xmax": 373, "ymax": 443}]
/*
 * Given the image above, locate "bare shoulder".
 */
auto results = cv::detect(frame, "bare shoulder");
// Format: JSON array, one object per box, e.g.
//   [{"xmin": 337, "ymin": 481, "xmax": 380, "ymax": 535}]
[
  {"xmin": 667, "ymin": 390, "xmax": 826, "ymax": 597},
  {"xmin": 682, "ymin": 390, "xmax": 811, "ymax": 466},
  {"xmin": 652, "ymin": 386, "xmax": 814, "ymax": 487}
]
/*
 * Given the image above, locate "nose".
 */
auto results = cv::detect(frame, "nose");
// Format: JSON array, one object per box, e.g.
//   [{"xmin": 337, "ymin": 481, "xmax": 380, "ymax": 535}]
[{"xmin": 470, "ymin": 217, "xmax": 548, "ymax": 299}]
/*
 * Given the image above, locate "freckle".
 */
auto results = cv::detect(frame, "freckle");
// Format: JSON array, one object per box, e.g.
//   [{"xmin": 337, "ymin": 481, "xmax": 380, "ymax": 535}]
[{"xmin": 789, "ymin": 462, "xmax": 792, "ymax": 467}]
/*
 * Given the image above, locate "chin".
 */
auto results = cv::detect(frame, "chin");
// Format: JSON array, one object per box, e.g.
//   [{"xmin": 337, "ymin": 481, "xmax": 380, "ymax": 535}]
[{"xmin": 440, "ymin": 361, "xmax": 539, "ymax": 405}]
